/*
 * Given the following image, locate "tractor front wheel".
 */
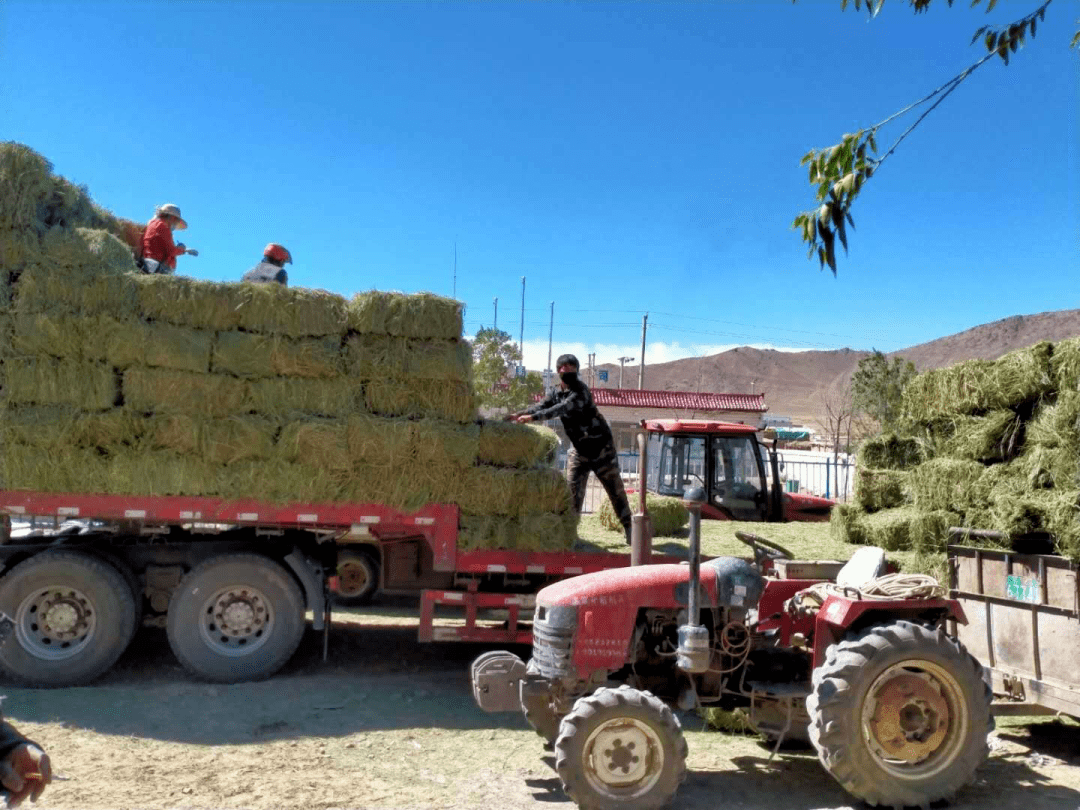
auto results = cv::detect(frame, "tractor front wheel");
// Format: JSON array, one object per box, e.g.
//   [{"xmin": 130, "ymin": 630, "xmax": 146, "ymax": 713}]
[
  {"xmin": 807, "ymin": 620, "xmax": 991, "ymax": 809},
  {"xmin": 554, "ymin": 685, "xmax": 687, "ymax": 810}
]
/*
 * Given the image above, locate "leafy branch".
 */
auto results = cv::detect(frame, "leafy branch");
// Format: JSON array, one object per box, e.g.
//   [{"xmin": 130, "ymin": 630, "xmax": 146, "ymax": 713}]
[{"xmin": 795, "ymin": 0, "xmax": 1061, "ymax": 274}]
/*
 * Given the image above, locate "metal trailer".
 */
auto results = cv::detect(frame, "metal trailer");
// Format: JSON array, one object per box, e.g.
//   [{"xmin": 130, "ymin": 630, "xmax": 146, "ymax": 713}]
[
  {"xmin": 0, "ymin": 490, "xmax": 677, "ymax": 687},
  {"xmin": 948, "ymin": 530, "xmax": 1080, "ymax": 719}
]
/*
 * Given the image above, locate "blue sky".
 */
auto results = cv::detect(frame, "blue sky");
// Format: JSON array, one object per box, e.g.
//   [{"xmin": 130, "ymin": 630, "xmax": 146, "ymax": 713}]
[{"xmin": 3, "ymin": 0, "xmax": 1076, "ymax": 370}]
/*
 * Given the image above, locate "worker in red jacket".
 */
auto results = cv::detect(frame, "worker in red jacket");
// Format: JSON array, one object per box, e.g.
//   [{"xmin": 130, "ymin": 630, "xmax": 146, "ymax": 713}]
[{"xmin": 140, "ymin": 203, "xmax": 197, "ymax": 273}]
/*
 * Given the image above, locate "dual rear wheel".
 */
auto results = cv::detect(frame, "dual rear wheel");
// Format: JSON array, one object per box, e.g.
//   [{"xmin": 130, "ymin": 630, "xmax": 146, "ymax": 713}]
[{"xmin": 0, "ymin": 551, "xmax": 307, "ymax": 686}]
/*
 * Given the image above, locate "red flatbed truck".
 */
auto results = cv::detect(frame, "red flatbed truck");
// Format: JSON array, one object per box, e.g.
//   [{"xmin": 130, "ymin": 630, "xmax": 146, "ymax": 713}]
[{"xmin": 0, "ymin": 490, "xmax": 679, "ymax": 687}]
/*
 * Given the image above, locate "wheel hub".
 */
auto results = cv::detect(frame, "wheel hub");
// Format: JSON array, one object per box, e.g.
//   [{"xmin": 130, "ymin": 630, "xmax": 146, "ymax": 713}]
[
  {"xmin": 42, "ymin": 598, "xmax": 87, "ymax": 638},
  {"xmin": 868, "ymin": 671, "xmax": 950, "ymax": 763},
  {"xmin": 585, "ymin": 719, "xmax": 663, "ymax": 791},
  {"xmin": 215, "ymin": 592, "xmax": 264, "ymax": 637},
  {"xmin": 15, "ymin": 586, "xmax": 97, "ymax": 661},
  {"xmin": 338, "ymin": 561, "xmax": 370, "ymax": 596}
]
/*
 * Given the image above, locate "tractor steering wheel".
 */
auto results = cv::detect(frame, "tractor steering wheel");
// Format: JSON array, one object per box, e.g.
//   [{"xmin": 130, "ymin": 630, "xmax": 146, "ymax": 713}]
[{"xmin": 734, "ymin": 531, "xmax": 794, "ymax": 565}]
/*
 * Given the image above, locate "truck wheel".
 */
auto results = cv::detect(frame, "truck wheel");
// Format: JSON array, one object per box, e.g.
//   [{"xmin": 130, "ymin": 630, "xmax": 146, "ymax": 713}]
[
  {"xmin": 0, "ymin": 550, "xmax": 137, "ymax": 687},
  {"xmin": 807, "ymin": 620, "xmax": 992, "ymax": 809},
  {"xmin": 522, "ymin": 658, "xmax": 561, "ymax": 746},
  {"xmin": 333, "ymin": 548, "xmax": 379, "ymax": 605},
  {"xmin": 554, "ymin": 685, "xmax": 687, "ymax": 810},
  {"xmin": 167, "ymin": 554, "xmax": 305, "ymax": 683}
]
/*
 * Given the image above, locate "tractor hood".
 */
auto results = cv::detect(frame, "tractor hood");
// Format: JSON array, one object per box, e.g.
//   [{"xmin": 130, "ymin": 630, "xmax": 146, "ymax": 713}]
[{"xmin": 783, "ymin": 491, "xmax": 835, "ymax": 522}]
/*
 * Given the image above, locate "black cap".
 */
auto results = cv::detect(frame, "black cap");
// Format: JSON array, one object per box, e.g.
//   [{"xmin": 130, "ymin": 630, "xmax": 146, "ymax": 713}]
[{"xmin": 556, "ymin": 354, "xmax": 580, "ymax": 370}]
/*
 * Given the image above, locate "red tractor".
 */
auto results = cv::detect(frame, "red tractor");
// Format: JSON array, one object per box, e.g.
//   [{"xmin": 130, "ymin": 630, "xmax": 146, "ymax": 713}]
[
  {"xmin": 640, "ymin": 419, "xmax": 833, "ymax": 522},
  {"xmin": 471, "ymin": 488, "xmax": 991, "ymax": 810}
]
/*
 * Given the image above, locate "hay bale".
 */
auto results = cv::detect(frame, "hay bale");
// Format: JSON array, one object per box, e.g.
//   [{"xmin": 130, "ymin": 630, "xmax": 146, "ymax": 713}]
[
  {"xmin": 854, "ymin": 468, "xmax": 910, "ymax": 513},
  {"xmin": 4, "ymin": 357, "xmax": 116, "ymax": 410},
  {"xmin": 476, "ymin": 420, "xmax": 559, "ymax": 468},
  {"xmin": 348, "ymin": 291, "xmax": 463, "ymax": 340},
  {"xmin": 1, "ymin": 406, "xmax": 144, "ymax": 451},
  {"xmin": 599, "ymin": 492, "xmax": 687, "ymax": 536},
  {"xmin": 411, "ymin": 418, "xmax": 479, "ymax": 469},
  {"xmin": 123, "ymin": 368, "xmax": 249, "ymax": 417},
  {"xmin": 1052, "ymin": 337, "xmax": 1080, "ymax": 392},
  {"xmin": 132, "ymin": 275, "xmax": 348, "ymax": 338},
  {"xmin": 1014, "ymin": 444, "xmax": 1077, "ymax": 491},
  {"xmin": 0, "ymin": 228, "xmax": 44, "ymax": 272},
  {"xmin": 857, "ymin": 433, "xmax": 924, "ymax": 471},
  {"xmin": 458, "ymin": 512, "xmax": 577, "ymax": 552},
  {"xmin": 0, "ymin": 143, "xmax": 107, "ymax": 234},
  {"xmin": 14, "ymin": 262, "xmax": 137, "ymax": 316},
  {"xmin": 221, "ymin": 458, "xmax": 348, "ymax": 504},
  {"xmin": 909, "ymin": 509, "xmax": 962, "ymax": 553},
  {"xmin": 903, "ymin": 342, "xmax": 1054, "ymax": 422},
  {"xmin": 941, "ymin": 410, "xmax": 1023, "ymax": 463},
  {"xmin": 910, "ymin": 458, "xmax": 986, "ymax": 513},
  {"xmin": 103, "ymin": 452, "xmax": 219, "ymax": 497},
  {"xmin": 829, "ymin": 503, "xmax": 867, "ymax": 545},
  {"xmin": 344, "ymin": 334, "xmax": 470, "ymax": 382},
  {"xmin": 277, "ymin": 420, "xmax": 350, "ymax": 471},
  {"xmin": 860, "ymin": 507, "xmax": 916, "ymax": 551},
  {"xmin": 1, "ymin": 443, "xmax": 109, "ymax": 493},
  {"xmin": 141, "ymin": 322, "xmax": 212, "ymax": 373},
  {"xmin": 365, "ymin": 377, "xmax": 477, "ymax": 423},
  {"xmin": 454, "ymin": 466, "xmax": 573, "ymax": 517},
  {"xmin": 41, "ymin": 227, "xmax": 136, "ymax": 274},
  {"xmin": 248, "ymin": 377, "xmax": 362, "ymax": 418},
  {"xmin": 213, "ymin": 331, "xmax": 342, "ymax": 379},
  {"xmin": 345, "ymin": 413, "xmax": 415, "ymax": 467},
  {"xmin": 10, "ymin": 311, "xmax": 90, "ymax": 359},
  {"xmin": 1025, "ymin": 392, "xmax": 1080, "ymax": 451},
  {"xmin": 144, "ymin": 414, "xmax": 276, "ymax": 464}
]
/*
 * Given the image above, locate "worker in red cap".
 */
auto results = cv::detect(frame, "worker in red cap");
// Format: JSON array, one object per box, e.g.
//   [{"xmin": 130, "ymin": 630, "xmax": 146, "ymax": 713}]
[
  {"xmin": 242, "ymin": 243, "xmax": 291, "ymax": 286},
  {"xmin": 140, "ymin": 203, "xmax": 197, "ymax": 273}
]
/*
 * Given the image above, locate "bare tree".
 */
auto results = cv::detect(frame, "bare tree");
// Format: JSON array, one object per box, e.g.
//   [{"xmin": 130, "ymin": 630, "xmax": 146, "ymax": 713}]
[{"xmin": 817, "ymin": 384, "xmax": 864, "ymax": 501}]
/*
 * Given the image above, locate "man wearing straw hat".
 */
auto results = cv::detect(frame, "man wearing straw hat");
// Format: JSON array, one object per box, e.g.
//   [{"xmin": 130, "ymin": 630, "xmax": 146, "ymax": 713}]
[
  {"xmin": 507, "ymin": 354, "xmax": 633, "ymax": 544},
  {"xmin": 242, "ymin": 243, "xmax": 292, "ymax": 286},
  {"xmin": 141, "ymin": 203, "xmax": 197, "ymax": 274}
]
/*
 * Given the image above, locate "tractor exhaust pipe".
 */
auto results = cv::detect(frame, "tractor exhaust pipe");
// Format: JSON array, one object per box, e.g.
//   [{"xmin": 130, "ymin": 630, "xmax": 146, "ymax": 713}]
[
  {"xmin": 631, "ymin": 429, "xmax": 652, "ymax": 566},
  {"xmin": 676, "ymin": 486, "xmax": 709, "ymax": 674}
]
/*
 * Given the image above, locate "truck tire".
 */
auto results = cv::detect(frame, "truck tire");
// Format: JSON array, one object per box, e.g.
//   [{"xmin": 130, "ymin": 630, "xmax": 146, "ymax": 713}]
[
  {"xmin": 166, "ymin": 554, "xmax": 305, "ymax": 683},
  {"xmin": 554, "ymin": 685, "xmax": 687, "ymax": 810},
  {"xmin": 0, "ymin": 550, "xmax": 137, "ymax": 687},
  {"xmin": 806, "ymin": 620, "xmax": 992, "ymax": 809},
  {"xmin": 333, "ymin": 548, "xmax": 379, "ymax": 605},
  {"xmin": 522, "ymin": 658, "xmax": 561, "ymax": 747}
]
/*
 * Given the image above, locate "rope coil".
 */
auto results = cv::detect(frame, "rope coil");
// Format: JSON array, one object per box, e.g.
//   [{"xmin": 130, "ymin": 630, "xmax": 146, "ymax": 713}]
[{"xmin": 787, "ymin": 573, "xmax": 946, "ymax": 618}]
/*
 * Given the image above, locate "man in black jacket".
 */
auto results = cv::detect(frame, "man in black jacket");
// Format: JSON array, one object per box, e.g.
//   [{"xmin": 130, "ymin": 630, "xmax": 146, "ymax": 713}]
[{"xmin": 508, "ymin": 354, "xmax": 633, "ymax": 543}]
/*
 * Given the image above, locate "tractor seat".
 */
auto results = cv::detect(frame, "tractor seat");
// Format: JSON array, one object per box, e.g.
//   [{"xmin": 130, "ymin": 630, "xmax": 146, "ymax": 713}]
[{"xmin": 834, "ymin": 546, "xmax": 887, "ymax": 590}]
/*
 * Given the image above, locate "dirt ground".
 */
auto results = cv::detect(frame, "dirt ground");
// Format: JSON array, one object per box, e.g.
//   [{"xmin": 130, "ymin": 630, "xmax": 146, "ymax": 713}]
[{"xmin": 3, "ymin": 601, "xmax": 1079, "ymax": 810}]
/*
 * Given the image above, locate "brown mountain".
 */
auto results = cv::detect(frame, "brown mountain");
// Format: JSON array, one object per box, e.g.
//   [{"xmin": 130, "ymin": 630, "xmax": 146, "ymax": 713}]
[{"xmin": 593, "ymin": 309, "xmax": 1080, "ymax": 428}]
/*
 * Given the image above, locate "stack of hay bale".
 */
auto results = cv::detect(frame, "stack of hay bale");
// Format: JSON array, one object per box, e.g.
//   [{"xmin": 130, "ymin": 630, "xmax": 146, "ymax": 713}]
[
  {"xmin": 0, "ymin": 142, "xmax": 575, "ymax": 552},
  {"xmin": 833, "ymin": 340, "xmax": 1080, "ymax": 560}
]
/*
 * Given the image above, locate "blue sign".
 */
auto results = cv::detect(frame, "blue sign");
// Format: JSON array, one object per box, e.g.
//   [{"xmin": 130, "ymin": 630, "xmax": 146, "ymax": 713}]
[
  {"xmin": 598, "ymin": 370, "xmax": 609, "ymax": 382},
  {"xmin": 515, "ymin": 365, "xmax": 527, "ymax": 378}
]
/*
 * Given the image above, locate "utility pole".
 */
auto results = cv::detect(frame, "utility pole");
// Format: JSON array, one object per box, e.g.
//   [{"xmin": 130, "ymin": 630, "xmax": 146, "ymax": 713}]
[
  {"xmin": 519, "ymin": 276, "xmax": 526, "ymax": 366},
  {"xmin": 588, "ymin": 353, "xmax": 595, "ymax": 387},
  {"xmin": 493, "ymin": 298, "xmax": 498, "ymax": 331},
  {"xmin": 453, "ymin": 242, "xmax": 457, "ymax": 299},
  {"xmin": 617, "ymin": 356, "xmax": 635, "ymax": 389},
  {"xmin": 638, "ymin": 313, "xmax": 648, "ymax": 390},
  {"xmin": 546, "ymin": 301, "xmax": 554, "ymax": 371}
]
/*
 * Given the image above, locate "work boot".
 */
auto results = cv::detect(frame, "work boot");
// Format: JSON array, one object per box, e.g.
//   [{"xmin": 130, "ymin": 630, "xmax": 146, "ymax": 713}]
[{"xmin": 624, "ymin": 526, "xmax": 632, "ymax": 545}]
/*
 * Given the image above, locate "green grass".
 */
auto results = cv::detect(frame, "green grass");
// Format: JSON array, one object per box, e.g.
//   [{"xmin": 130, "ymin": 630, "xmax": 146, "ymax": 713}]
[{"xmin": 573, "ymin": 514, "xmax": 946, "ymax": 579}]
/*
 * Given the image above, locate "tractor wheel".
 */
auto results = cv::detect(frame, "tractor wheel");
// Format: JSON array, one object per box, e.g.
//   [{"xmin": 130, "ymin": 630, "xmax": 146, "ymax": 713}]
[
  {"xmin": 167, "ymin": 554, "xmax": 306, "ymax": 683},
  {"xmin": 554, "ymin": 685, "xmax": 687, "ymax": 810},
  {"xmin": 521, "ymin": 658, "xmax": 561, "ymax": 747},
  {"xmin": 333, "ymin": 548, "xmax": 379, "ymax": 605},
  {"xmin": 0, "ymin": 551, "xmax": 137, "ymax": 687},
  {"xmin": 806, "ymin": 620, "xmax": 992, "ymax": 809}
]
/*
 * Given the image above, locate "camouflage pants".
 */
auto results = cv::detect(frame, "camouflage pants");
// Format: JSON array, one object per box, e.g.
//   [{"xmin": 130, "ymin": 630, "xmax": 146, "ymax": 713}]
[{"xmin": 566, "ymin": 446, "xmax": 632, "ymax": 534}]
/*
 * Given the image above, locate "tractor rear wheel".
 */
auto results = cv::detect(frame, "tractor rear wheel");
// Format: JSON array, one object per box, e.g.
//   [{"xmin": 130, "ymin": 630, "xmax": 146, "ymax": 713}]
[
  {"xmin": 554, "ymin": 685, "xmax": 687, "ymax": 810},
  {"xmin": 807, "ymin": 620, "xmax": 991, "ymax": 809}
]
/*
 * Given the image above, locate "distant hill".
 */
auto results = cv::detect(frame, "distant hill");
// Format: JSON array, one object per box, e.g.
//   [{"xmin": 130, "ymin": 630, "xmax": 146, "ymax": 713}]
[{"xmin": 591, "ymin": 309, "xmax": 1080, "ymax": 429}]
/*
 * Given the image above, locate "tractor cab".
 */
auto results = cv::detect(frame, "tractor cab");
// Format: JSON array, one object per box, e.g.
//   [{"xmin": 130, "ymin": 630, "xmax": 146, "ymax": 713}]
[{"xmin": 642, "ymin": 419, "xmax": 832, "ymax": 522}]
